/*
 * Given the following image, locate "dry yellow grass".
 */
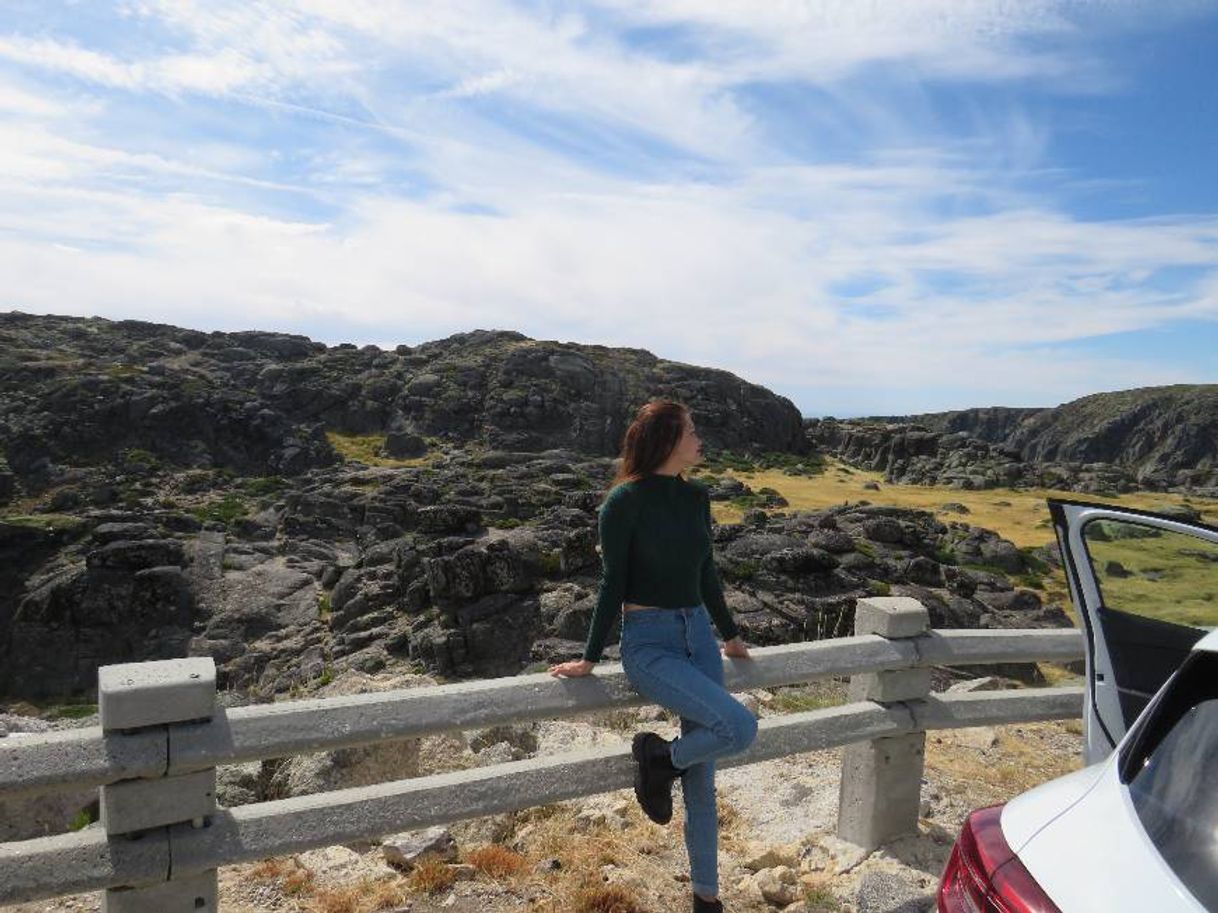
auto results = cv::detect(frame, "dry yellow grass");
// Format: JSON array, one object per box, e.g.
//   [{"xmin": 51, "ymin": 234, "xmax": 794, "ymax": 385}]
[
  {"xmin": 924, "ymin": 721, "xmax": 1083, "ymax": 807},
  {"xmin": 282, "ymin": 865, "xmax": 316, "ymax": 897},
  {"xmin": 1036, "ymin": 661, "xmax": 1085, "ymax": 688},
  {"xmin": 243, "ymin": 854, "xmax": 425, "ymax": 912},
  {"xmin": 305, "ymin": 877, "xmax": 410, "ymax": 913},
  {"xmin": 568, "ymin": 883, "xmax": 647, "ymax": 913},
  {"xmin": 465, "ymin": 843, "xmax": 528, "ymax": 878},
  {"xmin": 249, "ymin": 855, "xmax": 317, "ymax": 898},
  {"xmin": 505, "ymin": 790, "xmax": 751, "ymax": 912},
  {"xmin": 802, "ymin": 873, "xmax": 845, "ymax": 913},
  {"xmin": 707, "ymin": 460, "xmax": 1218, "ymax": 549},
  {"xmin": 406, "ymin": 854, "xmax": 458, "ymax": 894},
  {"xmin": 249, "ymin": 857, "xmax": 293, "ymax": 880}
]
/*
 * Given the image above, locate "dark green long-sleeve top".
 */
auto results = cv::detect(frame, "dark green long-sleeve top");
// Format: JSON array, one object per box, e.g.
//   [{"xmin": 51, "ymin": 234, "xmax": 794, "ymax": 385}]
[{"xmin": 582, "ymin": 472, "xmax": 741, "ymax": 662}]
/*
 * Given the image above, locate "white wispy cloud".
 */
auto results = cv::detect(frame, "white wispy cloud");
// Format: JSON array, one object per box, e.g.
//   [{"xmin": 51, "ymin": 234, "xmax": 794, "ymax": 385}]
[{"xmin": 0, "ymin": 0, "xmax": 1214, "ymax": 414}]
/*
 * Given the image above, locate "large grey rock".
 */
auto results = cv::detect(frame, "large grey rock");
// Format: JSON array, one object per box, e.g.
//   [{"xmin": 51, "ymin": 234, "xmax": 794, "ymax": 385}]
[{"xmin": 382, "ymin": 825, "xmax": 457, "ymax": 870}]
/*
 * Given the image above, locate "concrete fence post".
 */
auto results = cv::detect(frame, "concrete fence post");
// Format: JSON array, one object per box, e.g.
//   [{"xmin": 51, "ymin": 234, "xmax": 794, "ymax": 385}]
[
  {"xmin": 98, "ymin": 657, "xmax": 219, "ymax": 913},
  {"xmin": 836, "ymin": 596, "xmax": 930, "ymax": 851}
]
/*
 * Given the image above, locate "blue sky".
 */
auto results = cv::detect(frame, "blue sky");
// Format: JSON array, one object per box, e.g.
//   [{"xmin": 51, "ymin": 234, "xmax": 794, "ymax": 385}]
[{"xmin": 0, "ymin": 1, "xmax": 1216, "ymax": 417}]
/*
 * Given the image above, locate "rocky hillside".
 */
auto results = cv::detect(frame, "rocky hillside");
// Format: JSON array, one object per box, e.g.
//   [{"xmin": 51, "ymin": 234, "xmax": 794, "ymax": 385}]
[
  {"xmin": 1003, "ymin": 385, "xmax": 1218, "ymax": 487},
  {"xmin": 0, "ymin": 442, "xmax": 1067, "ymax": 702},
  {"xmin": 0, "ymin": 311, "xmax": 1067, "ymax": 706},
  {"xmin": 0, "ymin": 311, "xmax": 807, "ymax": 503},
  {"xmin": 866, "ymin": 407, "xmax": 1043, "ymax": 444},
  {"xmin": 805, "ymin": 419, "xmax": 1161, "ymax": 494},
  {"xmin": 857, "ymin": 386, "xmax": 1218, "ymax": 492}
]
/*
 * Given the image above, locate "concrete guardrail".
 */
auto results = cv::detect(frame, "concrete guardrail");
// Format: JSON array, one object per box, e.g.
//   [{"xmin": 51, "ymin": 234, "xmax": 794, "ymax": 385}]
[{"xmin": 0, "ymin": 597, "xmax": 1086, "ymax": 911}]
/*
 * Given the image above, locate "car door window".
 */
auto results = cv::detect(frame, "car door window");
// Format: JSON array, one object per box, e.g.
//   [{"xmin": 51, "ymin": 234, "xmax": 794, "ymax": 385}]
[
  {"xmin": 1122, "ymin": 653, "xmax": 1218, "ymax": 910},
  {"xmin": 1051, "ymin": 500, "xmax": 1218, "ymax": 761},
  {"xmin": 1082, "ymin": 518, "xmax": 1218, "ymax": 628},
  {"xmin": 1077, "ymin": 516, "xmax": 1215, "ymax": 731}
]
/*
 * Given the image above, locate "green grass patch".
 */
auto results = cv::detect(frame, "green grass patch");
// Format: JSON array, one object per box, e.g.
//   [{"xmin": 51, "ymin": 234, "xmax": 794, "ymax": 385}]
[
  {"xmin": 192, "ymin": 494, "xmax": 249, "ymax": 526},
  {"xmin": 723, "ymin": 558, "xmax": 759, "ymax": 581},
  {"xmin": 803, "ymin": 883, "xmax": 844, "ymax": 913},
  {"xmin": 0, "ymin": 513, "xmax": 87, "ymax": 533},
  {"xmin": 961, "ymin": 561, "xmax": 1018, "ymax": 580},
  {"xmin": 1016, "ymin": 572, "xmax": 1046, "ymax": 590},
  {"xmin": 1083, "ymin": 524, "xmax": 1218, "ymax": 628},
  {"xmin": 105, "ymin": 362, "xmax": 145, "ymax": 379},
  {"xmin": 119, "ymin": 447, "xmax": 159, "ymax": 468},
  {"xmin": 700, "ymin": 449, "xmax": 827, "ymax": 477},
  {"xmin": 538, "ymin": 550, "xmax": 563, "ymax": 575},
  {"xmin": 47, "ymin": 702, "xmax": 98, "ymax": 720},
  {"xmin": 68, "ymin": 808, "xmax": 94, "ymax": 832},
  {"xmin": 243, "ymin": 475, "xmax": 286, "ymax": 496},
  {"xmin": 770, "ymin": 683, "xmax": 844, "ymax": 714},
  {"xmin": 866, "ymin": 579, "xmax": 891, "ymax": 596},
  {"xmin": 325, "ymin": 431, "xmax": 432, "ymax": 468},
  {"xmin": 728, "ymin": 493, "xmax": 772, "ymax": 511},
  {"xmin": 486, "ymin": 516, "xmax": 524, "ymax": 529}
]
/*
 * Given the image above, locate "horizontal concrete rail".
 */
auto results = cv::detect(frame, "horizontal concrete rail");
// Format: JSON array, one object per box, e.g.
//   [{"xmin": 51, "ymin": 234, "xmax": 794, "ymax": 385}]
[
  {"xmin": 0, "ymin": 726, "xmax": 167, "ymax": 800},
  {"xmin": 0, "ymin": 628, "xmax": 1084, "ymax": 799},
  {"xmin": 0, "ymin": 686, "xmax": 1082, "ymax": 904},
  {"xmin": 917, "ymin": 628, "xmax": 1084, "ymax": 666},
  {"xmin": 912, "ymin": 686, "xmax": 1082, "ymax": 730}
]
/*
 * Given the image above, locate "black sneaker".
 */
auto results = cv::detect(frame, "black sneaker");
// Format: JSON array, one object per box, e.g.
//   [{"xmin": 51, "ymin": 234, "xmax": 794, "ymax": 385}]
[
  {"xmin": 692, "ymin": 892, "xmax": 724, "ymax": 912},
  {"xmin": 631, "ymin": 731, "xmax": 681, "ymax": 824}
]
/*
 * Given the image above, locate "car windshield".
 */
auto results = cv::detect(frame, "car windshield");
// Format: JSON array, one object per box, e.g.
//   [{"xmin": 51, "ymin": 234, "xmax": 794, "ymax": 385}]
[{"xmin": 1125, "ymin": 655, "xmax": 1218, "ymax": 909}]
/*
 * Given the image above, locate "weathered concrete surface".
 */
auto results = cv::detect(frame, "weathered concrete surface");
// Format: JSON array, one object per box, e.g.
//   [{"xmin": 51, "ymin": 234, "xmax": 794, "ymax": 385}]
[
  {"xmin": 166, "ymin": 701, "xmax": 910, "ymax": 876},
  {"xmin": 167, "ymin": 636, "xmax": 916, "ymax": 773},
  {"xmin": 0, "ymin": 631, "xmax": 1082, "ymax": 799},
  {"xmin": 854, "ymin": 597, "xmax": 930, "ymax": 639},
  {"xmin": 0, "ymin": 826, "xmax": 168, "ymax": 905},
  {"xmin": 102, "ymin": 869, "xmax": 217, "ymax": 913},
  {"xmin": 912, "ymin": 686, "xmax": 1083, "ymax": 729},
  {"xmin": 99, "ymin": 658, "xmax": 216, "ymax": 731},
  {"xmin": 0, "ymin": 686, "xmax": 1083, "ymax": 903},
  {"xmin": 848, "ymin": 668, "xmax": 932, "ymax": 704},
  {"xmin": 917, "ymin": 628, "xmax": 1083, "ymax": 665},
  {"xmin": 0, "ymin": 727, "xmax": 165, "ymax": 799},
  {"xmin": 97, "ymin": 654, "xmax": 219, "ymax": 912},
  {"xmin": 101, "ymin": 769, "xmax": 217, "ymax": 835},
  {"xmin": 838, "ymin": 733, "xmax": 926, "ymax": 850},
  {"xmin": 838, "ymin": 594, "xmax": 931, "ymax": 851}
]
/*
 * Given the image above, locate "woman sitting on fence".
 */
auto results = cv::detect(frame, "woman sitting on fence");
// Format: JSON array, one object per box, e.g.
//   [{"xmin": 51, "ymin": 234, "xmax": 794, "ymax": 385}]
[{"xmin": 548, "ymin": 398, "xmax": 757, "ymax": 913}]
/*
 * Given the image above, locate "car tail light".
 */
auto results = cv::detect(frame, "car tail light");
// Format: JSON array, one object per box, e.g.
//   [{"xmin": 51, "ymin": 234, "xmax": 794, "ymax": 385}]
[{"xmin": 937, "ymin": 804, "xmax": 1062, "ymax": 913}]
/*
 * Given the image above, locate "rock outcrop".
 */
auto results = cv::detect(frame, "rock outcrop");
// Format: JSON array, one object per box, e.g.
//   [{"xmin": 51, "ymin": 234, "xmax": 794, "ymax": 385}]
[{"xmin": 840, "ymin": 385, "xmax": 1218, "ymax": 493}]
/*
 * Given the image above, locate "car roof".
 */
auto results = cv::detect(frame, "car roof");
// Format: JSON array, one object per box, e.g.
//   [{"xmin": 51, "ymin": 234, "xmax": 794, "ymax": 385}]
[{"xmin": 1194, "ymin": 629, "xmax": 1218, "ymax": 654}]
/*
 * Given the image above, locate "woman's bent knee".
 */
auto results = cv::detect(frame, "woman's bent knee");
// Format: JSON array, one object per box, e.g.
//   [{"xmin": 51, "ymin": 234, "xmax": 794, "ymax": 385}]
[{"xmin": 727, "ymin": 703, "xmax": 758, "ymax": 752}]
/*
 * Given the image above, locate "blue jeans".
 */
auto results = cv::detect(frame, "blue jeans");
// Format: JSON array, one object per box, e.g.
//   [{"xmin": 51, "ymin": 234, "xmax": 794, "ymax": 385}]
[{"xmin": 619, "ymin": 604, "xmax": 759, "ymax": 898}]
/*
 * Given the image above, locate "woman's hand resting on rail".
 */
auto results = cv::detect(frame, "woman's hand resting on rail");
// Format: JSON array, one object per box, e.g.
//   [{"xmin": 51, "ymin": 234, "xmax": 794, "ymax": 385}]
[
  {"xmin": 721, "ymin": 636, "xmax": 751, "ymax": 659},
  {"xmin": 548, "ymin": 658, "xmax": 595, "ymax": 677}
]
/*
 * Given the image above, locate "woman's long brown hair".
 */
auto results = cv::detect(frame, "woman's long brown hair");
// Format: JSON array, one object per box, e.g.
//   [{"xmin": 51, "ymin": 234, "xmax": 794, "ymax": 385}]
[{"xmin": 600, "ymin": 399, "xmax": 691, "ymax": 505}]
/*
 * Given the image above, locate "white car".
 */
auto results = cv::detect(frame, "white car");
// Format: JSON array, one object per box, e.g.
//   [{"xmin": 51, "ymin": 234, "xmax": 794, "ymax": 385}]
[{"xmin": 937, "ymin": 498, "xmax": 1218, "ymax": 912}]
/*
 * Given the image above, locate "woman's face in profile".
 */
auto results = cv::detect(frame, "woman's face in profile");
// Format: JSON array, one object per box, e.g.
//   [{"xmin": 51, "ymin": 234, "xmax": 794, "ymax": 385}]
[{"xmin": 677, "ymin": 414, "xmax": 703, "ymax": 466}]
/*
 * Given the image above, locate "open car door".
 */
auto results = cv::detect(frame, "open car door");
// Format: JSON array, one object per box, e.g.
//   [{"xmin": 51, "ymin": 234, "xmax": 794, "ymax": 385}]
[{"xmin": 1048, "ymin": 498, "xmax": 1218, "ymax": 764}]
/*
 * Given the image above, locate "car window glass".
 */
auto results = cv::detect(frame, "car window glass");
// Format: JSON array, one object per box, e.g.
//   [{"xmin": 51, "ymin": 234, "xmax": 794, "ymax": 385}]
[
  {"xmin": 1127, "ymin": 685, "xmax": 1218, "ymax": 909},
  {"xmin": 1082, "ymin": 519, "xmax": 1218, "ymax": 629}
]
